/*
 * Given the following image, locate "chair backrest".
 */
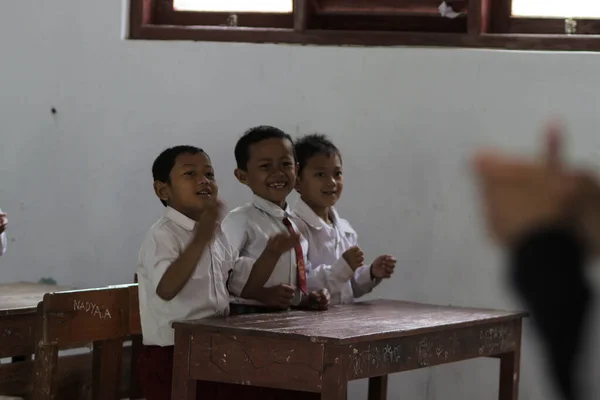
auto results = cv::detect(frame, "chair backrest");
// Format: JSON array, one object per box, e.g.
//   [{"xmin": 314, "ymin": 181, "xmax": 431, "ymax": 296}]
[
  {"xmin": 39, "ymin": 284, "xmax": 139, "ymax": 347},
  {"xmin": 129, "ymin": 285, "xmax": 142, "ymax": 336},
  {"xmin": 34, "ymin": 283, "xmax": 143, "ymax": 400}
]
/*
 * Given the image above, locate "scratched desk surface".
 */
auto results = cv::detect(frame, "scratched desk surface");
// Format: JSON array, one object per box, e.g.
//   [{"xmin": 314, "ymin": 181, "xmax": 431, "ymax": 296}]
[
  {"xmin": 0, "ymin": 282, "xmax": 68, "ymax": 314},
  {"xmin": 177, "ymin": 299, "xmax": 526, "ymax": 344}
]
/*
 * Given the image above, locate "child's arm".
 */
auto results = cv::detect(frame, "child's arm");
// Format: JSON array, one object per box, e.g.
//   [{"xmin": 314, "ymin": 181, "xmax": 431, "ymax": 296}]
[
  {"xmin": 155, "ymin": 201, "xmax": 222, "ymax": 301},
  {"xmin": 305, "ymin": 246, "xmax": 364, "ymax": 295},
  {"xmin": 0, "ymin": 211, "xmax": 7, "ymax": 256},
  {"xmin": 227, "ymin": 232, "xmax": 301, "ymax": 309},
  {"xmin": 350, "ymin": 255, "xmax": 395, "ymax": 299},
  {"xmin": 241, "ymin": 231, "xmax": 300, "ymax": 299}
]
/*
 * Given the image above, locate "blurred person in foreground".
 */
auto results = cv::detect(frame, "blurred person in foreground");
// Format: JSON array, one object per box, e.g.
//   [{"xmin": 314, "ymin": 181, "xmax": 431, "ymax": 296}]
[{"xmin": 473, "ymin": 122, "xmax": 600, "ymax": 400}]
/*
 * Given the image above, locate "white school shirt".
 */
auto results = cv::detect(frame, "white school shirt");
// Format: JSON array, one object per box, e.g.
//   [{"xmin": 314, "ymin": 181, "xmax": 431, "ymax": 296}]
[
  {"xmin": 0, "ymin": 208, "xmax": 6, "ymax": 256},
  {"xmin": 291, "ymin": 198, "xmax": 379, "ymax": 305},
  {"xmin": 136, "ymin": 206, "xmax": 247, "ymax": 346},
  {"xmin": 221, "ymin": 194, "xmax": 307, "ymax": 306}
]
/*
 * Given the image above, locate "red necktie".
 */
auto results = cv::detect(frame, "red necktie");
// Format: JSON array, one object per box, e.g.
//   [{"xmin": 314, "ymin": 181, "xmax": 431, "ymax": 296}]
[{"xmin": 282, "ymin": 217, "xmax": 307, "ymax": 294}]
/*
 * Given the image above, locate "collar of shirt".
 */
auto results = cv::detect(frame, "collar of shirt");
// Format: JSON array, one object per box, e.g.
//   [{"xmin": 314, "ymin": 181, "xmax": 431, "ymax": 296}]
[
  {"xmin": 292, "ymin": 198, "xmax": 355, "ymax": 235},
  {"xmin": 252, "ymin": 194, "xmax": 291, "ymax": 219},
  {"xmin": 164, "ymin": 206, "xmax": 196, "ymax": 232}
]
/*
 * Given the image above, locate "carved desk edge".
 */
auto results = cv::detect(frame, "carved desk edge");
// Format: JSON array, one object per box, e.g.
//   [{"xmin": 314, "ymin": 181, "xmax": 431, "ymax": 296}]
[{"xmin": 343, "ymin": 319, "xmax": 521, "ymax": 380}]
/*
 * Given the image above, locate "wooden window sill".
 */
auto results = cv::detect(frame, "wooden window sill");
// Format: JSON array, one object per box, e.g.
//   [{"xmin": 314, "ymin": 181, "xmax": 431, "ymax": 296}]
[
  {"xmin": 127, "ymin": 0, "xmax": 600, "ymax": 51},
  {"xmin": 128, "ymin": 25, "xmax": 600, "ymax": 51}
]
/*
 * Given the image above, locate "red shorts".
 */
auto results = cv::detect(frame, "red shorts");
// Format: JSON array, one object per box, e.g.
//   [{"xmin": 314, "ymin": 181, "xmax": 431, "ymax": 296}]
[{"xmin": 137, "ymin": 345, "xmax": 316, "ymax": 400}]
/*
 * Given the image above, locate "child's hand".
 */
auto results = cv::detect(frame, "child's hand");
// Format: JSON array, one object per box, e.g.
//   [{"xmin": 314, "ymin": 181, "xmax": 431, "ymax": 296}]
[
  {"xmin": 193, "ymin": 199, "xmax": 224, "ymax": 243},
  {"xmin": 370, "ymin": 255, "xmax": 396, "ymax": 279},
  {"xmin": 259, "ymin": 284, "xmax": 296, "ymax": 309},
  {"xmin": 0, "ymin": 213, "xmax": 6, "ymax": 234},
  {"xmin": 307, "ymin": 288, "xmax": 330, "ymax": 311},
  {"xmin": 265, "ymin": 231, "xmax": 300, "ymax": 255},
  {"xmin": 342, "ymin": 246, "xmax": 364, "ymax": 271}
]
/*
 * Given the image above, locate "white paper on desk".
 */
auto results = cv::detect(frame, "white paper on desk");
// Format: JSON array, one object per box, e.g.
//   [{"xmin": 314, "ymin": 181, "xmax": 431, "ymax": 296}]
[{"xmin": 438, "ymin": 1, "xmax": 461, "ymax": 19}]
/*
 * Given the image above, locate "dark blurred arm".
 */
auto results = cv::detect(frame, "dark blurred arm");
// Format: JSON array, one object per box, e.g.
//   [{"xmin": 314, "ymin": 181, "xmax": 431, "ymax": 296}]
[{"xmin": 510, "ymin": 225, "xmax": 593, "ymax": 400}]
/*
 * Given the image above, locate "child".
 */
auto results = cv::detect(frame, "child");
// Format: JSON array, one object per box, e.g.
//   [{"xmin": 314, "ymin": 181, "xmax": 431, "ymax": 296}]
[
  {"xmin": 222, "ymin": 126, "xmax": 330, "ymax": 313},
  {"xmin": 292, "ymin": 134, "xmax": 396, "ymax": 305},
  {"xmin": 0, "ymin": 209, "xmax": 6, "ymax": 256},
  {"xmin": 136, "ymin": 145, "xmax": 299, "ymax": 400}
]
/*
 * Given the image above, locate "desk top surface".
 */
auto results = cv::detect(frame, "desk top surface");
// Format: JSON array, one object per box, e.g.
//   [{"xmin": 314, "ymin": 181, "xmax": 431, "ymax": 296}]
[
  {"xmin": 174, "ymin": 299, "xmax": 526, "ymax": 344},
  {"xmin": 0, "ymin": 282, "xmax": 69, "ymax": 315}
]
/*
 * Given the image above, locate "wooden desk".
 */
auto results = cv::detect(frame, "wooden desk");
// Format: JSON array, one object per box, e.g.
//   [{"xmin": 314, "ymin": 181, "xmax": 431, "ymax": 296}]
[
  {"xmin": 172, "ymin": 300, "xmax": 525, "ymax": 400},
  {"xmin": 0, "ymin": 282, "xmax": 69, "ymax": 361},
  {"xmin": 0, "ymin": 282, "xmax": 75, "ymax": 397}
]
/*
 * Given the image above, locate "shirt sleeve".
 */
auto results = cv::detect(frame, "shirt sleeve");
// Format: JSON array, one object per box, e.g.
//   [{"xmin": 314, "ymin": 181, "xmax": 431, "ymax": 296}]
[
  {"xmin": 510, "ymin": 225, "xmax": 591, "ymax": 400},
  {"xmin": 140, "ymin": 229, "xmax": 182, "ymax": 291},
  {"xmin": 220, "ymin": 212, "xmax": 253, "ymax": 296},
  {"xmin": 219, "ymin": 238, "xmax": 254, "ymax": 297},
  {"xmin": 221, "ymin": 212, "xmax": 248, "ymax": 253},
  {"xmin": 306, "ymin": 256, "xmax": 355, "ymax": 294},
  {"xmin": 293, "ymin": 217, "xmax": 354, "ymax": 294},
  {"xmin": 339, "ymin": 226, "xmax": 379, "ymax": 299},
  {"xmin": 0, "ymin": 231, "xmax": 6, "ymax": 256},
  {"xmin": 350, "ymin": 265, "xmax": 380, "ymax": 298}
]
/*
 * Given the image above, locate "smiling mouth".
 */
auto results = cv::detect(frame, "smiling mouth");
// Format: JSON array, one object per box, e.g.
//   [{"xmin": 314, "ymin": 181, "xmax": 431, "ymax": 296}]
[
  {"xmin": 322, "ymin": 190, "xmax": 337, "ymax": 196},
  {"xmin": 268, "ymin": 182, "xmax": 287, "ymax": 189},
  {"xmin": 196, "ymin": 189, "xmax": 212, "ymax": 196}
]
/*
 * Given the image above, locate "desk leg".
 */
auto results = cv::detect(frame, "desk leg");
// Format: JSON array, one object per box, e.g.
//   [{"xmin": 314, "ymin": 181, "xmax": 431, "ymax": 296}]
[
  {"xmin": 32, "ymin": 343, "xmax": 59, "ymax": 400},
  {"xmin": 171, "ymin": 330, "xmax": 197, "ymax": 400},
  {"xmin": 498, "ymin": 321, "xmax": 522, "ymax": 400},
  {"xmin": 368, "ymin": 375, "xmax": 388, "ymax": 400},
  {"xmin": 92, "ymin": 338, "xmax": 123, "ymax": 400},
  {"xmin": 498, "ymin": 351, "xmax": 520, "ymax": 400},
  {"xmin": 321, "ymin": 346, "xmax": 347, "ymax": 400}
]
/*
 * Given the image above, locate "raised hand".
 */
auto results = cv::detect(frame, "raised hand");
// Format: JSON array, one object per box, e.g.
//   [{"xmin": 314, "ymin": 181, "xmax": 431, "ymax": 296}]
[
  {"xmin": 342, "ymin": 246, "xmax": 364, "ymax": 271},
  {"xmin": 265, "ymin": 231, "xmax": 301, "ymax": 255},
  {"xmin": 0, "ymin": 212, "xmax": 6, "ymax": 235},
  {"xmin": 193, "ymin": 199, "xmax": 224, "ymax": 243},
  {"xmin": 370, "ymin": 255, "xmax": 396, "ymax": 279}
]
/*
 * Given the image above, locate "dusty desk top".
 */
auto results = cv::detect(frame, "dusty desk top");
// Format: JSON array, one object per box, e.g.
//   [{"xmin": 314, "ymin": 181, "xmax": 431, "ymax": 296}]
[
  {"xmin": 0, "ymin": 282, "xmax": 69, "ymax": 314},
  {"xmin": 174, "ymin": 299, "xmax": 526, "ymax": 345}
]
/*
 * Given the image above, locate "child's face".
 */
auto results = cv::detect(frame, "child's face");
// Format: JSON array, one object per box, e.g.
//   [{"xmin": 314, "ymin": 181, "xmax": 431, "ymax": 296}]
[
  {"xmin": 155, "ymin": 152, "xmax": 218, "ymax": 220},
  {"xmin": 297, "ymin": 153, "xmax": 343, "ymax": 210},
  {"xmin": 235, "ymin": 138, "xmax": 296, "ymax": 207}
]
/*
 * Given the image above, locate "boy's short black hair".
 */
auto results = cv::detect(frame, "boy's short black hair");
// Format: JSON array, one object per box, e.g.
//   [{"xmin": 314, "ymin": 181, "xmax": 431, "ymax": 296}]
[
  {"xmin": 234, "ymin": 125, "xmax": 294, "ymax": 170},
  {"xmin": 294, "ymin": 134, "xmax": 342, "ymax": 174},
  {"xmin": 152, "ymin": 145, "xmax": 205, "ymax": 206}
]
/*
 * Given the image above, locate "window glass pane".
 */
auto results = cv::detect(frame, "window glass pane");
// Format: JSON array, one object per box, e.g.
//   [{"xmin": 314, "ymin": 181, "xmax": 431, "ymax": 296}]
[
  {"xmin": 512, "ymin": 1, "xmax": 600, "ymax": 18},
  {"xmin": 173, "ymin": 0, "xmax": 293, "ymax": 13}
]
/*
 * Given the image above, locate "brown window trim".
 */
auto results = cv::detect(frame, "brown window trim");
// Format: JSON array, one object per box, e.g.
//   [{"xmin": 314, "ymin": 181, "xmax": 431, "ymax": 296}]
[{"xmin": 128, "ymin": 0, "xmax": 600, "ymax": 51}]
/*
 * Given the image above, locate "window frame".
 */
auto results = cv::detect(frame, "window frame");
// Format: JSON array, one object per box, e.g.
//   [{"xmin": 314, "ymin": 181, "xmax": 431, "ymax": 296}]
[{"xmin": 128, "ymin": 0, "xmax": 600, "ymax": 51}]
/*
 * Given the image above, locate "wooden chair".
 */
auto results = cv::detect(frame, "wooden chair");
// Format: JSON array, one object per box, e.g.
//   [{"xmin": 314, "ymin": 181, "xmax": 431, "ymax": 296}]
[
  {"xmin": 32, "ymin": 284, "xmax": 142, "ymax": 400},
  {"xmin": 0, "ymin": 283, "xmax": 92, "ymax": 399}
]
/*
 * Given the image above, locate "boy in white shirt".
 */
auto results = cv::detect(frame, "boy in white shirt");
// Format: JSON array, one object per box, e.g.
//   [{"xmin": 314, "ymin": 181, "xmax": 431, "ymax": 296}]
[
  {"xmin": 222, "ymin": 125, "xmax": 330, "ymax": 314},
  {"xmin": 136, "ymin": 145, "xmax": 298, "ymax": 400},
  {"xmin": 0, "ymin": 209, "xmax": 6, "ymax": 256},
  {"xmin": 292, "ymin": 134, "xmax": 396, "ymax": 305}
]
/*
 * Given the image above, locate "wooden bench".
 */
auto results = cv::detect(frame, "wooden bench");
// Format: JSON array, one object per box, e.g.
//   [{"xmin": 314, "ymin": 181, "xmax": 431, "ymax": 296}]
[
  {"xmin": 172, "ymin": 300, "xmax": 525, "ymax": 400},
  {"xmin": 0, "ymin": 282, "xmax": 78, "ymax": 398},
  {"xmin": 32, "ymin": 284, "xmax": 143, "ymax": 400}
]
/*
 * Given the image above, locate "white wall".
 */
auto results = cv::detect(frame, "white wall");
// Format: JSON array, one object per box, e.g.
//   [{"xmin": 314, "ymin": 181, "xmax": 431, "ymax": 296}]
[{"xmin": 1, "ymin": 1, "xmax": 600, "ymax": 399}]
